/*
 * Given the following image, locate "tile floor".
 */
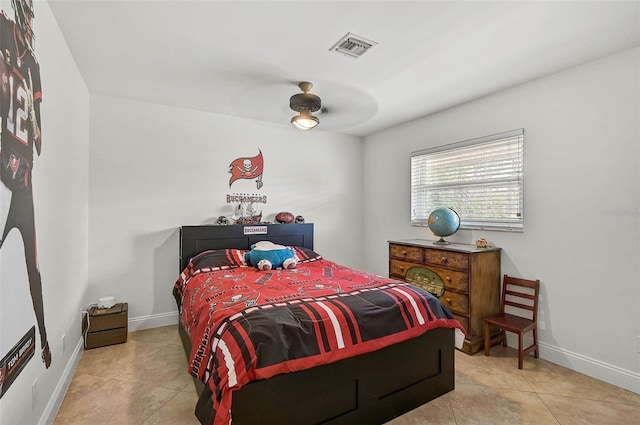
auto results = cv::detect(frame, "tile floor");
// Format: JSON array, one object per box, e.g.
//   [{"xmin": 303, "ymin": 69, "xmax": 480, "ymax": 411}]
[{"xmin": 54, "ymin": 325, "xmax": 640, "ymax": 425}]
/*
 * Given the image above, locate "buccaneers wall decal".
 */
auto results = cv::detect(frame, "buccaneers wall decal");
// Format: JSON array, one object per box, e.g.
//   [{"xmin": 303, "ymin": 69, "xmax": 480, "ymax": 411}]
[{"xmin": 228, "ymin": 150, "xmax": 264, "ymax": 190}]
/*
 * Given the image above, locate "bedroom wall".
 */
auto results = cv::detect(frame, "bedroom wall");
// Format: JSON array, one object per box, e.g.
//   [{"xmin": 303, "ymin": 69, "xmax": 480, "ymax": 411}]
[
  {"xmin": 0, "ymin": 1, "xmax": 90, "ymax": 424},
  {"xmin": 361, "ymin": 47, "xmax": 640, "ymax": 393},
  {"xmin": 87, "ymin": 96, "xmax": 363, "ymax": 330}
]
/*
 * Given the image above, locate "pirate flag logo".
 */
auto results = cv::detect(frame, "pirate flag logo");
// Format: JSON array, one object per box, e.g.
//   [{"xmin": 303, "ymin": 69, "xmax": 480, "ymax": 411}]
[{"xmin": 228, "ymin": 150, "xmax": 264, "ymax": 189}]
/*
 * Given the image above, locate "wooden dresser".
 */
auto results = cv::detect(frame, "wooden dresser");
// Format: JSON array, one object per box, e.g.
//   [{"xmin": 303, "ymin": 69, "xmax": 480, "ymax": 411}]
[{"xmin": 388, "ymin": 239, "xmax": 501, "ymax": 355}]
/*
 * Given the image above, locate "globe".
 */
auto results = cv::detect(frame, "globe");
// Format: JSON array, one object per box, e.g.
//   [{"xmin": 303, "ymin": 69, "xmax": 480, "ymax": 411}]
[{"xmin": 427, "ymin": 207, "xmax": 460, "ymax": 245}]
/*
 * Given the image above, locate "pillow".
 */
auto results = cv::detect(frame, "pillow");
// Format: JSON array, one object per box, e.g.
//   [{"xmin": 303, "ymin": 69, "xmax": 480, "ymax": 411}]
[
  {"xmin": 290, "ymin": 246, "xmax": 322, "ymax": 263},
  {"xmin": 188, "ymin": 249, "xmax": 248, "ymax": 271},
  {"xmin": 187, "ymin": 246, "xmax": 321, "ymax": 270}
]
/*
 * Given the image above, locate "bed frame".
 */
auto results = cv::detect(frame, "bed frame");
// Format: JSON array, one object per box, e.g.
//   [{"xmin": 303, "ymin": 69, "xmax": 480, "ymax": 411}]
[{"xmin": 177, "ymin": 224, "xmax": 455, "ymax": 425}]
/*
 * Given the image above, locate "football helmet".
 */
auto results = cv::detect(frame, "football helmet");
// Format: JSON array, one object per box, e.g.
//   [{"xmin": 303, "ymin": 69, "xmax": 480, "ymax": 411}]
[{"xmin": 12, "ymin": 0, "xmax": 35, "ymax": 51}]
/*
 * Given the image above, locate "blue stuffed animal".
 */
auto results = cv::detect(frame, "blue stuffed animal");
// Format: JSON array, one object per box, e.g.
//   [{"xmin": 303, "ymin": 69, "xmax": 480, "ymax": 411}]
[{"xmin": 245, "ymin": 241, "xmax": 298, "ymax": 271}]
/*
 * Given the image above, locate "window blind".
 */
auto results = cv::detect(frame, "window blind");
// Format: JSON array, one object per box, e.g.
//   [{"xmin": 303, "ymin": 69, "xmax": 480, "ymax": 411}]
[{"xmin": 411, "ymin": 129, "xmax": 524, "ymax": 231}]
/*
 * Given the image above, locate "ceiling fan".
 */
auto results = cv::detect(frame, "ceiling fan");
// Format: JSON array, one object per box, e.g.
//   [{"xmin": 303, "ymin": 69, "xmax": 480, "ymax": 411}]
[{"xmin": 289, "ymin": 82, "xmax": 321, "ymax": 131}]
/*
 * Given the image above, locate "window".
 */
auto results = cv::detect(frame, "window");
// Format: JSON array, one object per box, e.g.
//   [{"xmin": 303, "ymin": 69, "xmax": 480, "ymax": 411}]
[{"xmin": 411, "ymin": 129, "xmax": 524, "ymax": 232}]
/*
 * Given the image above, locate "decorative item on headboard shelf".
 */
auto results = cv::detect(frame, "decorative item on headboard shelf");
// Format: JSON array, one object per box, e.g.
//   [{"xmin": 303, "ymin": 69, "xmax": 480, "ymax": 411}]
[
  {"xmin": 234, "ymin": 202, "xmax": 263, "ymax": 224},
  {"xmin": 275, "ymin": 211, "xmax": 294, "ymax": 224},
  {"xmin": 214, "ymin": 216, "xmax": 229, "ymax": 225}
]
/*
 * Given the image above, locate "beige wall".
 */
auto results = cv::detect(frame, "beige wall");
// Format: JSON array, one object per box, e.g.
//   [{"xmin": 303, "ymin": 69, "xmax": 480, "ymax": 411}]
[
  {"xmin": 87, "ymin": 95, "xmax": 364, "ymax": 326},
  {"xmin": 362, "ymin": 47, "xmax": 640, "ymax": 393}
]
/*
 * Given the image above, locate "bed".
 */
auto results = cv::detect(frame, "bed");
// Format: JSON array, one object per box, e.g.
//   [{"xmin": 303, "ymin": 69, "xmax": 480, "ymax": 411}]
[{"xmin": 174, "ymin": 223, "xmax": 464, "ymax": 425}]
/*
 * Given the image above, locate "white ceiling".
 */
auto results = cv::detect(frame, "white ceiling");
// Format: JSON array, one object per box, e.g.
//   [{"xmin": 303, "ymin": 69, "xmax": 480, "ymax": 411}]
[{"xmin": 48, "ymin": 1, "xmax": 640, "ymax": 137}]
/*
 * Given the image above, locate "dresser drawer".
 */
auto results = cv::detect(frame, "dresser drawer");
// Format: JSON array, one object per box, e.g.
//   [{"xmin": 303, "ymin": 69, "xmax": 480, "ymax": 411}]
[
  {"xmin": 439, "ymin": 290, "xmax": 469, "ymax": 316},
  {"xmin": 389, "ymin": 259, "xmax": 419, "ymax": 278},
  {"xmin": 389, "ymin": 244, "xmax": 423, "ymax": 262},
  {"xmin": 425, "ymin": 249, "xmax": 469, "ymax": 270},
  {"xmin": 426, "ymin": 265, "xmax": 469, "ymax": 293}
]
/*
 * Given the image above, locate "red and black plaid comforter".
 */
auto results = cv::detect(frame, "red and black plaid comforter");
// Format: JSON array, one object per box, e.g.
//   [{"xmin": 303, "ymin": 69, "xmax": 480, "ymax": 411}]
[{"xmin": 173, "ymin": 247, "xmax": 464, "ymax": 425}]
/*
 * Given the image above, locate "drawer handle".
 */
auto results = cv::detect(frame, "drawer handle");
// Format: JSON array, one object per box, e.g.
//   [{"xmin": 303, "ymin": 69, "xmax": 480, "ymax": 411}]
[
  {"xmin": 445, "ymin": 276, "xmax": 451, "ymax": 281},
  {"xmin": 441, "ymin": 257, "xmax": 447, "ymax": 262},
  {"xmin": 445, "ymin": 297, "xmax": 451, "ymax": 303}
]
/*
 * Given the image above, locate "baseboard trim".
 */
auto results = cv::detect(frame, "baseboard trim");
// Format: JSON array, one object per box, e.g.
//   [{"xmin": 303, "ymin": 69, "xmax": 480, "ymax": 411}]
[
  {"xmin": 538, "ymin": 341, "xmax": 640, "ymax": 394},
  {"xmin": 128, "ymin": 310, "xmax": 179, "ymax": 331},
  {"xmin": 39, "ymin": 336, "xmax": 84, "ymax": 425},
  {"xmin": 505, "ymin": 333, "xmax": 639, "ymax": 394}
]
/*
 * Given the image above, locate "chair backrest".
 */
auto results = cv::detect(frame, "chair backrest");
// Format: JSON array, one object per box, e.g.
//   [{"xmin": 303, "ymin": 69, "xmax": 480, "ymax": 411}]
[{"xmin": 501, "ymin": 275, "xmax": 540, "ymax": 322}]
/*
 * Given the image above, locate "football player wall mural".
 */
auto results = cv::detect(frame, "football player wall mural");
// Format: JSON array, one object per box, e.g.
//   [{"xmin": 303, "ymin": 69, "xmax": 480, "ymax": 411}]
[{"xmin": 0, "ymin": 0, "xmax": 50, "ymax": 387}]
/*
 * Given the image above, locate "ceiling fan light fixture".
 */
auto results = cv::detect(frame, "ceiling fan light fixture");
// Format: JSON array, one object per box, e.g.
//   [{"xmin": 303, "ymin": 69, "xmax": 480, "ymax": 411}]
[
  {"xmin": 291, "ymin": 110, "xmax": 319, "ymax": 131},
  {"xmin": 289, "ymin": 81, "xmax": 321, "ymax": 131}
]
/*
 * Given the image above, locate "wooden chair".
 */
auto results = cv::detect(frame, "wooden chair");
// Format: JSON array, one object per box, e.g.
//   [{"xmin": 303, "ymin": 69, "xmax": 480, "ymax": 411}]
[{"xmin": 483, "ymin": 275, "xmax": 540, "ymax": 369}]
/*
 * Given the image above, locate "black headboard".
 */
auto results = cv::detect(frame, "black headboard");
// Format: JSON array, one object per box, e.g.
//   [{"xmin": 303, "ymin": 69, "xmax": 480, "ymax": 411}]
[{"xmin": 179, "ymin": 223, "xmax": 314, "ymax": 271}]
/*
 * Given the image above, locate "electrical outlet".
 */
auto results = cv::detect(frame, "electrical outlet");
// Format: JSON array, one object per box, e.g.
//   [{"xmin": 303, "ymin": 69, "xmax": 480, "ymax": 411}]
[
  {"xmin": 62, "ymin": 333, "xmax": 66, "ymax": 354},
  {"xmin": 538, "ymin": 321, "xmax": 546, "ymax": 331},
  {"xmin": 637, "ymin": 336, "xmax": 640, "ymax": 354},
  {"xmin": 32, "ymin": 378, "xmax": 38, "ymax": 409}
]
